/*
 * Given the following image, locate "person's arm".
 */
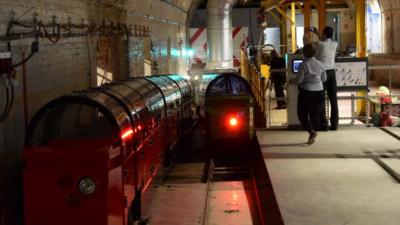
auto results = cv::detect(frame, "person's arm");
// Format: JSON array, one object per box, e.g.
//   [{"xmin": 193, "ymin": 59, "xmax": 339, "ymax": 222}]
[
  {"xmin": 305, "ymin": 26, "xmax": 321, "ymax": 40},
  {"xmin": 292, "ymin": 64, "xmax": 305, "ymax": 85},
  {"xmin": 321, "ymin": 68, "xmax": 327, "ymax": 83}
]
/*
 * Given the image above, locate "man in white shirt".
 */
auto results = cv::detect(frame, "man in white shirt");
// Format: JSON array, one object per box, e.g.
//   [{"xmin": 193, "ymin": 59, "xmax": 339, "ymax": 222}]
[{"xmin": 314, "ymin": 26, "xmax": 339, "ymax": 130}]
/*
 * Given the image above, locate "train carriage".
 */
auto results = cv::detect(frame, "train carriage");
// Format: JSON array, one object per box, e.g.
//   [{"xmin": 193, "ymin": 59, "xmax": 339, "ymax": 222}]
[
  {"xmin": 23, "ymin": 75, "xmax": 191, "ymax": 225},
  {"xmin": 205, "ymin": 73, "xmax": 255, "ymax": 155}
]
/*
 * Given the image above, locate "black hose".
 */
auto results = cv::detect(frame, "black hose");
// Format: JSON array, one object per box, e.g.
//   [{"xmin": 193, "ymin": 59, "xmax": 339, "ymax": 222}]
[
  {"xmin": 0, "ymin": 72, "xmax": 15, "ymax": 121},
  {"xmin": 0, "ymin": 21, "xmax": 39, "ymax": 121},
  {"xmin": 0, "ymin": 78, "xmax": 14, "ymax": 121},
  {"xmin": 11, "ymin": 23, "xmax": 41, "ymax": 68},
  {"xmin": 0, "ymin": 80, "xmax": 10, "ymax": 121},
  {"xmin": 43, "ymin": 24, "xmax": 61, "ymax": 43}
]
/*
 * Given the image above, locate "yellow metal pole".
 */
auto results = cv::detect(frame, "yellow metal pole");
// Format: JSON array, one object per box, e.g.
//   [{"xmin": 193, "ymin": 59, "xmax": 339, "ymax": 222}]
[
  {"xmin": 291, "ymin": 2, "xmax": 296, "ymax": 53},
  {"xmin": 355, "ymin": 0, "xmax": 367, "ymax": 116},
  {"xmin": 356, "ymin": 0, "xmax": 366, "ymax": 57},
  {"xmin": 318, "ymin": 0, "xmax": 326, "ymax": 32}
]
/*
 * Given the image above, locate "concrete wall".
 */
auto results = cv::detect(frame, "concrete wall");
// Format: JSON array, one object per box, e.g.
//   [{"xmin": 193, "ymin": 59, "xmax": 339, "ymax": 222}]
[
  {"xmin": 380, "ymin": 0, "xmax": 400, "ymax": 53},
  {"xmin": 0, "ymin": 0, "xmax": 194, "ymax": 224}
]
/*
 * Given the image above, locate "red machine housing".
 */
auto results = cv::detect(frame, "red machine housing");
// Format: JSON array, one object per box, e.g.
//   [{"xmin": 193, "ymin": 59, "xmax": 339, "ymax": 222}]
[{"xmin": 23, "ymin": 75, "xmax": 192, "ymax": 225}]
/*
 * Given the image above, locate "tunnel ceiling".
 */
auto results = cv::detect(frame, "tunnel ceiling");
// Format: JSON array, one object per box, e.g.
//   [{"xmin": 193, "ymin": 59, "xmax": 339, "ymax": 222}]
[
  {"xmin": 168, "ymin": 0, "xmax": 198, "ymax": 11},
  {"xmin": 194, "ymin": 0, "xmax": 400, "ymax": 11},
  {"xmin": 196, "ymin": 0, "xmax": 352, "ymax": 10},
  {"xmin": 197, "ymin": 0, "xmax": 263, "ymax": 9}
]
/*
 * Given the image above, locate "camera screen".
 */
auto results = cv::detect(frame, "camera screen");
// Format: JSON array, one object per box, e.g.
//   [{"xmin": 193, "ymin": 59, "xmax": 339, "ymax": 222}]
[{"xmin": 292, "ymin": 59, "xmax": 303, "ymax": 73}]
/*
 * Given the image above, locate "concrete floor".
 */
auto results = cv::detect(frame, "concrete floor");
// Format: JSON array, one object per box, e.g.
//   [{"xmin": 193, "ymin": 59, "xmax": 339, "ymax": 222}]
[
  {"xmin": 205, "ymin": 182, "xmax": 256, "ymax": 225},
  {"xmin": 257, "ymin": 126, "xmax": 400, "ymax": 225},
  {"xmin": 146, "ymin": 164, "xmax": 258, "ymax": 225}
]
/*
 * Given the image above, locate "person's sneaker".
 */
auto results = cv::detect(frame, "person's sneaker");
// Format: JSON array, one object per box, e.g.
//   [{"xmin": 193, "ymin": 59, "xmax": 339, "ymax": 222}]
[
  {"xmin": 307, "ymin": 132, "xmax": 317, "ymax": 145},
  {"xmin": 329, "ymin": 126, "xmax": 337, "ymax": 131}
]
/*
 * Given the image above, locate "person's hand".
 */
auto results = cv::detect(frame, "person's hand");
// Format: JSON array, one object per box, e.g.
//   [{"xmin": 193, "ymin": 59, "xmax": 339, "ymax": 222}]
[{"xmin": 308, "ymin": 27, "xmax": 321, "ymax": 40}]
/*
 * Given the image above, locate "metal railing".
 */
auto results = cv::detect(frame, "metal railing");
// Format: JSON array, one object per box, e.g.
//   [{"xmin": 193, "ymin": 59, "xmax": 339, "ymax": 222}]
[
  {"xmin": 241, "ymin": 51, "xmax": 267, "ymax": 127},
  {"xmin": 241, "ymin": 49, "xmax": 400, "ymax": 128},
  {"xmin": 263, "ymin": 64, "xmax": 400, "ymax": 128}
]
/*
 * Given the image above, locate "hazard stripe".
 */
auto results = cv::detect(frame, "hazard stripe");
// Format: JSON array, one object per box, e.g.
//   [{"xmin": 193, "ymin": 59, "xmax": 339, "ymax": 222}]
[
  {"xmin": 193, "ymin": 55, "xmax": 203, "ymax": 64},
  {"xmin": 240, "ymin": 40, "xmax": 246, "ymax": 50},
  {"xmin": 240, "ymin": 35, "xmax": 249, "ymax": 50},
  {"xmin": 232, "ymin": 27, "xmax": 241, "ymax": 39},
  {"xmin": 190, "ymin": 28, "xmax": 205, "ymax": 45}
]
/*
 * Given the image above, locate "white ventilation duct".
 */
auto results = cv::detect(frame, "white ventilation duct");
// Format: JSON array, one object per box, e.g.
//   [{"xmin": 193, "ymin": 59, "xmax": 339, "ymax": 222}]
[{"xmin": 206, "ymin": 0, "xmax": 238, "ymax": 69}]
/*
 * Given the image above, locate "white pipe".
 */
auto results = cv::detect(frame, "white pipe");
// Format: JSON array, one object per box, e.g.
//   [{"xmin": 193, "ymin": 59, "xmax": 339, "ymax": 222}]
[{"xmin": 206, "ymin": 0, "xmax": 238, "ymax": 69}]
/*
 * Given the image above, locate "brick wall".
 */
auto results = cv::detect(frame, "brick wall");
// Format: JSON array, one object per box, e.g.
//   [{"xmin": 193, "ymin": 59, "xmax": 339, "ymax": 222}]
[
  {"xmin": 0, "ymin": 0, "xmax": 193, "ymax": 224},
  {"xmin": 381, "ymin": 0, "xmax": 400, "ymax": 53},
  {"xmin": 368, "ymin": 0, "xmax": 400, "ymax": 89},
  {"xmin": 339, "ymin": 9, "xmax": 356, "ymax": 53}
]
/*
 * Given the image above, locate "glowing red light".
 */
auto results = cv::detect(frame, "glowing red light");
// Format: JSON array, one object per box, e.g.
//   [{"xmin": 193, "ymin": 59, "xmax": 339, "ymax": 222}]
[
  {"xmin": 229, "ymin": 117, "xmax": 238, "ymax": 127},
  {"xmin": 138, "ymin": 125, "xmax": 142, "ymax": 130},
  {"xmin": 121, "ymin": 129, "xmax": 134, "ymax": 140}
]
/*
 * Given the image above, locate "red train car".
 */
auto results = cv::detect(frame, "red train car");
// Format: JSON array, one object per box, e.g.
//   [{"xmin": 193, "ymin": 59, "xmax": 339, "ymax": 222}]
[{"xmin": 23, "ymin": 75, "xmax": 191, "ymax": 225}]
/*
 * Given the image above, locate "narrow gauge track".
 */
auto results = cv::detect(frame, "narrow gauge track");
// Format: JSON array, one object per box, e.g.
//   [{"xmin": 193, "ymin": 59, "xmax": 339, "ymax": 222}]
[
  {"xmin": 145, "ymin": 120, "xmax": 283, "ymax": 225},
  {"xmin": 201, "ymin": 158, "xmax": 266, "ymax": 225}
]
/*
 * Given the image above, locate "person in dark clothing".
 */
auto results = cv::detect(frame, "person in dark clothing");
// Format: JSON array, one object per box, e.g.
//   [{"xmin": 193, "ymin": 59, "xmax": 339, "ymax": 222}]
[
  {"xmin": 291, "ymin": 43, "xmax": 327, "ymax": 145},
  {"xmin": 313, "ymin": 26, "xmax": 339, "ymax": 130},
  {"xmin": 270, "ymin": 50, "xmax": 287, "ymax": 109}
]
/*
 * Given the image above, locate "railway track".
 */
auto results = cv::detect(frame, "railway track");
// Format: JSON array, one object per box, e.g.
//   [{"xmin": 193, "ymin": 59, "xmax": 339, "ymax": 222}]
[
  {"xmin": 201, "ymin": 158, "xmax": 266, "ymax": 225},
  {"xmin": 145, "ymin": 121, "xmax": 283, "ymax": 225}
]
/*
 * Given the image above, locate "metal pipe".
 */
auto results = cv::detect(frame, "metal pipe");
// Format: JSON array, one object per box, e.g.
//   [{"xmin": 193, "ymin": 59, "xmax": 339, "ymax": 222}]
[
  {"xmin": 351, "ymin": 93, "xmax": 355, "ymax": 125},
  {"xmin": 22, "ymin": 52, "xmax": 28, "ymax": 129},
  {"xmin": 206, "ymin": 0, "xmax": 238, "ymax": 69}
]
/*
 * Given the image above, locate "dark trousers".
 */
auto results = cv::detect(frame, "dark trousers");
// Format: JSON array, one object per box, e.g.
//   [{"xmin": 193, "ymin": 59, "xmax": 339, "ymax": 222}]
[
  {"xmin": 272, "ymin": 75, "xmax": 286, "ymax": 107},
  {"xmin": 321, "ymin": 69, "xmax": 339, "ymax": 129},
  {"xmin": 297, "ymin": 88, "xmax": 325, "ymax": 134}
]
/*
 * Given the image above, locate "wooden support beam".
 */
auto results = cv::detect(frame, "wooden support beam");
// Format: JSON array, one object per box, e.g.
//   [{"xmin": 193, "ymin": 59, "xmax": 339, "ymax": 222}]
[
  {"xmin": 275, "ymin": 6, "xmax": 294, "ymax": 24},
  {"xmin": 318, "ymin": 0, "xmax": 326, "ymax": 32},
  {"xmin": 304, "ymin": 0, "xmax": 311, "ymax": 28},
  {"xmin": 268, "ymin": 10, "xmax": 284, "ymax": 25},
  {"xmin": 261, "ymin": 0, "xmax": 287, "ymax": 12}
]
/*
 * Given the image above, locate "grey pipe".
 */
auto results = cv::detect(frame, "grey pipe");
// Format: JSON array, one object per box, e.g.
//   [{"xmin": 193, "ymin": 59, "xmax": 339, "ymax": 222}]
[{"xmin": 206, "ymin": 0, "xmax": 238, "ymax": 69}]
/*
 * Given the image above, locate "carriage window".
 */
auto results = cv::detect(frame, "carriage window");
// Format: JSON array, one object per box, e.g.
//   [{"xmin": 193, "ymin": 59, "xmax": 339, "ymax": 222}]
[
  {"xmin": 207, "ymin": 75, "xmax": 250, "ymax": 96},
  {"xmin": 230, "ymin": 76, "xmax": 250, "ymax": 95},
  {"xmin": 30, "ymin": 103, "xmax": 114, "ymax": 146}
]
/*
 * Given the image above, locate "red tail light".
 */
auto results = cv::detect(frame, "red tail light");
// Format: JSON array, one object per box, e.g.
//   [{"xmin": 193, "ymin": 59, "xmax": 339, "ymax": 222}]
[
  {"xmin": 121, "ymin": 129, "xmax": 134, "ymax": 140},
  {"xmin": 229, "ymin": 117, "xmax": 238, "ymax": 127}
]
